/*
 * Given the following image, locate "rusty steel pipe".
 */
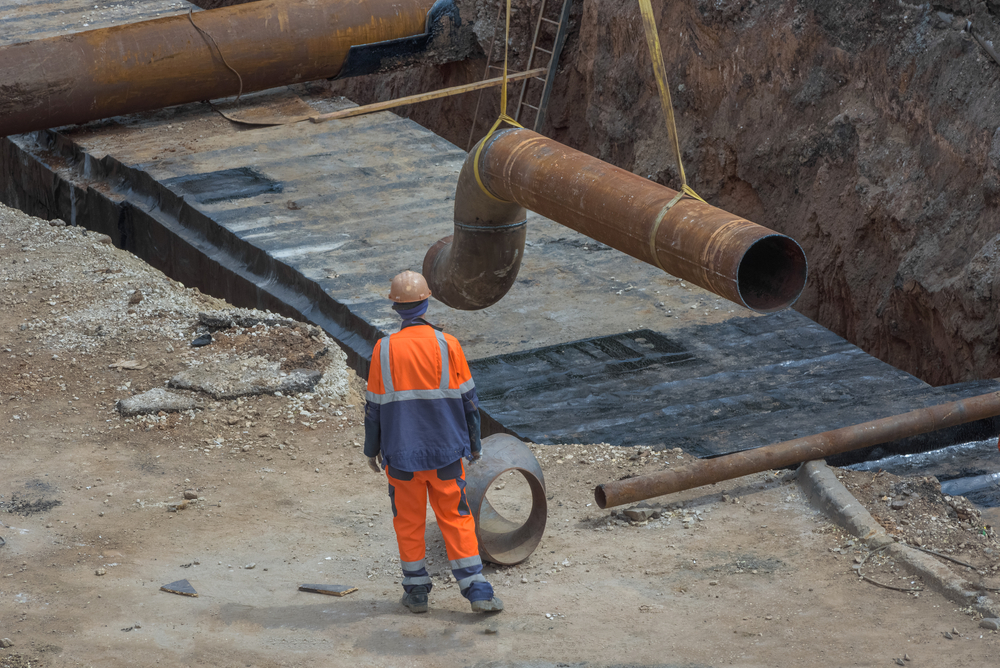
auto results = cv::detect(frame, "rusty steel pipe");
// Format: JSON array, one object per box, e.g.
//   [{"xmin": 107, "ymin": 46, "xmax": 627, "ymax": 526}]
[
  {"xmin": 0, "ymin": 0, "xmax": 446, "ymax": 137},
  {"xmin": 595, "ymin": 390, "xmax": 1000, "ymax": 508},
  {"xmin": 464, "ymin": 433, "xmax": 547, "ymax": 564},
  {"xmin": 424, "ymin": 128, "xmax": 807, "ymax": 311}
]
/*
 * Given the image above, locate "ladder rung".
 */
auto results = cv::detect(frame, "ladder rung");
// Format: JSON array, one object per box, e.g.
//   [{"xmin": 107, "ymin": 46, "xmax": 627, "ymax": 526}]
[
  {"xmin": 521, "ymin": 103, "xmax": 539, "ymax": 111},
  {"xmin": 532, "ymin": 77, "xmax": 547, "ymax": 82},
  {"xmin": 487, "ymin": 65, "xmax": 504, "ymax": 71},
  {"xmin": 533, "ymin": 47, "xmax": 553, "ymax": 55},
  {"xmin": 541, "ymin": 17, "xmax": 559, "ymax": 25}
]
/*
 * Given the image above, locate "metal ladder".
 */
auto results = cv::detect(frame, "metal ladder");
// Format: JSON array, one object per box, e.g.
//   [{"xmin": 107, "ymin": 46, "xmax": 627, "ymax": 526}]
[
  {"xmin": 468, "ymin": 0, "xmax": 573, "ymax": 149},
  {"xmin": 511, "ymin": 0, "xmax": 573, "ymax": 132},
  {"xmin": 481, "ymin": 0, "xmax": 573, "ymax": 131}
]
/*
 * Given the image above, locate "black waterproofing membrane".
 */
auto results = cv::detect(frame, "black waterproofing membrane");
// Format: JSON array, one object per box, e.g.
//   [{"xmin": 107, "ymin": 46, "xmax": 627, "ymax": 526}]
[{"xmin": 469, "ymin": 312, "xmax": 1000, "ymax": 460}]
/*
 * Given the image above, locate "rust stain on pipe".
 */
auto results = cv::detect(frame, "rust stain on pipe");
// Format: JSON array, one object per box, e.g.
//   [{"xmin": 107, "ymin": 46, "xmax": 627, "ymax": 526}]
[
  {"xmin": 425, "ymin": 129, "xmax": 807, "ymax": 312},
  {"xmin": 0, "ymin": 0, "xmax": 436, "ymax": 137},
  {"xmin": 595, "ymin": 391, "xmax": 1000, "ymax": 508}
]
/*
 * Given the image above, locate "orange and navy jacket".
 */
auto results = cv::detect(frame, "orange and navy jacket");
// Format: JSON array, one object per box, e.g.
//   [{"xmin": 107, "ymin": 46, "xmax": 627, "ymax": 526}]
[{"xmin": 364, "ymin": 321, "xmax": 480, "ymax": 472}]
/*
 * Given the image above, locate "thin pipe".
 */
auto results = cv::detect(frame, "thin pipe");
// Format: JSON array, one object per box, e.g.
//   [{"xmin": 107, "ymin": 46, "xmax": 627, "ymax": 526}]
[
  {"xmin": 0, "ymin": 0, "xmax": 444, "ymax": 137},
  {"xmin": 425, "ymin": 128, "xmax": 807, "ymax": 311},
  {"xmin": 595, "ymin": 390, "xmax": 1000, "ymax": 508}
]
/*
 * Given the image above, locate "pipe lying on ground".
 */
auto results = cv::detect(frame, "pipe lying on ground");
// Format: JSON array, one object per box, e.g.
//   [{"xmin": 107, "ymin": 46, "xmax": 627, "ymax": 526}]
[
  {"xmin": 0, "ymin": 0, "xmax": 468, "ymax": 137},
  {"xmin": 463, "ymin": 434, "xmax": 547, "ymax": 565},
  {"xmin": 595, "ymin": 390, "xmax": 1000, "ymax": 508},
  {"xmin": 424, "ymin": 129, "xmax": 807, "ymax": 312}
]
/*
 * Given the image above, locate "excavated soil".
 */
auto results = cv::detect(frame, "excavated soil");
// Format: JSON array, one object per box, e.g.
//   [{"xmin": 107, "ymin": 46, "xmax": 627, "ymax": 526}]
[
  {"xmin": 3, "ymin": 203, "xmax": 1000, "ymax": 667},
  {"xmin": 328, "ymin": 0, "xmax": 1000, "ymax": 388}
]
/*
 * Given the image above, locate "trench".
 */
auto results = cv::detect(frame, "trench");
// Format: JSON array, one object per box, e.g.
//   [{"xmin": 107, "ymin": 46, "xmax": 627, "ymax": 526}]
[
  {"xmin": 327, "ymin": 0, "xmax": 1000, "ymax": 390},
  {"xmin": 1, "ymin": 0, "xmax": 999, "ymax": 510}
]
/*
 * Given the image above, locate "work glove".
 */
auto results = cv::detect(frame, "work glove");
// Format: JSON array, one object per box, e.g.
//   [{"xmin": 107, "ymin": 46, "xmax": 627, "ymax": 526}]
[
  {"xmin": 468, "ymin": 449, "xmax": 482, "ymax": 465},
  {"xmin": 367, "ymin": 453, "xmax": 383, "ymax": 474}
]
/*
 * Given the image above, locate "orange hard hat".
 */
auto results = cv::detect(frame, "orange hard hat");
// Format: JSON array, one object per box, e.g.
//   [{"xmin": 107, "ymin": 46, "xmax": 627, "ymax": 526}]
[{"xmin": 388, "ymin": 270, "xmax": 432, "ymax": 302}]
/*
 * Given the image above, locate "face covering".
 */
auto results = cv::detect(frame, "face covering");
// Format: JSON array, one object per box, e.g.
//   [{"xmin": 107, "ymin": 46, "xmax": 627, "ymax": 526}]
[{"xmin": 393, "ymin": 299, "xmax": 429, "ymax": 324}]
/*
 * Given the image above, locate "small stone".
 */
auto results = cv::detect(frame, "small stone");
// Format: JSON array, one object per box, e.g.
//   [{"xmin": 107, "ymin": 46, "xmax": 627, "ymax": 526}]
[
  {"xmin": 483, "ymin": 624, "xmax": 499, "ymax": 635},
  {"xmin": 520, "ymin": 576, "xmax": 528, "ymax": 584},
  {"xmin": 245, "ymin": 563, "xmax": 256, "ymax": 570},
  {"xmin": 890, "ymin": 498, "xmax": 909, "ymax": 510},
  {"xmin": 894, "ymin": 659, "xmax": 904, "ymax": 666},
  {"xmin": 95, "ymin": 568, "xmax": 106, "ymax": 576},
  {"xmin": 116, "ymin": 388, "xmax": 197, "ymax": 417},
  {"xmin": 191, "ymin": 333, "xmax": 213, "ymax": 347},
  {"xmin": 183, "ymin": 489, "xmax": 198, "ymax": 500},
  {"xmin": 903, "ymin": 655, "xmax": 911, "ymax": 661},
  {"xmin": 623, "ymin": 504, "xmax": 657, "ymax": 522},
  {"xmin": 943, "ymin": 631, "xmax": 953, "ymax": 639},
  {"xmin": 0, "ymin": 639, "xmax": 12, "ymax": 648},
  {"xmin": 979, "ymin": 618, "xmax": 1000, "ymax": 630},
  {"xmin": 128, "ymin": 289, "xmax": 143, "ymax": 305}
]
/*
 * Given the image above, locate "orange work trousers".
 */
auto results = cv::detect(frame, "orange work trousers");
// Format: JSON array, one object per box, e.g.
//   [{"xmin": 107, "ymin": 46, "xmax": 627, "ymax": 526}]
[{"xmin": 385, "ymin": 459, "xmax": 479, "ymax": 563}]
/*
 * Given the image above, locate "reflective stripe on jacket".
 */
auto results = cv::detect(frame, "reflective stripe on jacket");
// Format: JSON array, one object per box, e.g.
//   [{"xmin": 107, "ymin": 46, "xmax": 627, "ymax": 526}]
[{"xmin": 365, "ymin": 324, "xmax": 479, "ymax": 472}]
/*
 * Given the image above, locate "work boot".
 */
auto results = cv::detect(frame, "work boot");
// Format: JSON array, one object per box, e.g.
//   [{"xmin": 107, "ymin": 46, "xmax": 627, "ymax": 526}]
[
  {"xmin": 470, "ymin": 596, "xmax": 504, "ymax": 613},
  {"xmin": 400, "ymin": 585, "xmax": 429, "ymax": 613}
]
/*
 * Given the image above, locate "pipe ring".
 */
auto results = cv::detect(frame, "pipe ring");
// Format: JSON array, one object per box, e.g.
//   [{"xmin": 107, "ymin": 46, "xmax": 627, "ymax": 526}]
[{"xmin": 464, "ymin": 433, "xmax": 547, "ymax": 565}]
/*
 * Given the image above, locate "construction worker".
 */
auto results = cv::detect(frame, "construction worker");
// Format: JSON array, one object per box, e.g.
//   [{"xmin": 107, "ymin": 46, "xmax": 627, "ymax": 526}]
[{"xmin": 364, "ymin": 270, "xmax": 503, "ymax": 614}]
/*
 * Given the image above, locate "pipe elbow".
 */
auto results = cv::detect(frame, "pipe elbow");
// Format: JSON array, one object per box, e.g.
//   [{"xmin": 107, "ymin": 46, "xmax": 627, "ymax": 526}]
[{"xmin": 423, "ymin": 133, "xmax": 527, "ymax": 310}]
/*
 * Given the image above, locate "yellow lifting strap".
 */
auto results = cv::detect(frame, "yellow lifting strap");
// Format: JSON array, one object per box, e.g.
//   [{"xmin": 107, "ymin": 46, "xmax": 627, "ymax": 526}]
[
  {"xmin": 637, "ymin": 0, "xmax": 705, "ymax": 206},
  {"xmin": 473, "ymin": 0, "xmax": 524, "ymax": 202}
]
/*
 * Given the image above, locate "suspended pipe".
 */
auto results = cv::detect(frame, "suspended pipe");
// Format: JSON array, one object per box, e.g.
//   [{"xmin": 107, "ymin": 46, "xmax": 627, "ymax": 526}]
[
  {"xmin": 423, "ymin": 129, "xmax": 808, "ymax": 312},
  {"xmin": 594, "ymin": 390, "xmax": 1000, "ymax": 508},
  {"xmin": 0, "ymin": 0, "xmax": 467, "ymax": 137}
]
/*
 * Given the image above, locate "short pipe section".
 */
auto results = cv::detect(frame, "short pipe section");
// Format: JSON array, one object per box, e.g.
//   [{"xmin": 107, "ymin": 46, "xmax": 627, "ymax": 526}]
[
  {"xmin": 464, "ymin": 433, "xmax": 547, "ymax": 565},
  {"xmin": 430, "ymin": 128, "xmax": 806, "ymax": 313}
]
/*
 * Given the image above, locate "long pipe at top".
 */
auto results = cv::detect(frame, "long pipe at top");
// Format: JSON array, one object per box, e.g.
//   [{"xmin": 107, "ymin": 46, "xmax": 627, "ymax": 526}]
[
  {"xmin": 424, "ymin": 129, "xmax": 808, "ymax": 313},
  {"xmin": 0, "ymin": 0, "xmax": 447, "ymax": 137}
]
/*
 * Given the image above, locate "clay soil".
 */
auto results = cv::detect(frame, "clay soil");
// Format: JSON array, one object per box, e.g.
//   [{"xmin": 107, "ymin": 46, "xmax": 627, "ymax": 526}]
[{"xmin": 2, "ymin": 203, "xmax": 999, "ymax": 668}]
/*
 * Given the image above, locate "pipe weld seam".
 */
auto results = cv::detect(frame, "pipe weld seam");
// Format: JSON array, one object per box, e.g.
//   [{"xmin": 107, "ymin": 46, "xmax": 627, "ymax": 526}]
[
  {"xmin": 647, "ymin": 190, "xmax": 686, "ymax": 272},
  {"xmin": 454, "ymin": 220, "xmax": 527, "ymax": 231}
]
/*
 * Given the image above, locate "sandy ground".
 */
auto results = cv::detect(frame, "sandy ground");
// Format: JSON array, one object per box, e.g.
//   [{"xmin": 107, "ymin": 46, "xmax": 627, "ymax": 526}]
[{"xmin": 2, "ymin": 203, "xmax": 999, "ymax": 668}]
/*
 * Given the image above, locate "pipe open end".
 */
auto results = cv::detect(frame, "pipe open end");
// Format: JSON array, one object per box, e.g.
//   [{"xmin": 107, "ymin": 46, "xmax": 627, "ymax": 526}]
[
  {"xmin": 594, "ymin": 484, "xmax": 608, "ymax": 509},
  {"xmin": 736, "ymin": 235, "xmax": 808, "ymax": 313}
]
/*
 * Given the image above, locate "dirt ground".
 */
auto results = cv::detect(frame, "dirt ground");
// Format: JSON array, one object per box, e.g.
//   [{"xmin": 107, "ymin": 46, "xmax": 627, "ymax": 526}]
[{"xmin": 2, "ymin": 203, "xmax": 999, "ymax": 668}]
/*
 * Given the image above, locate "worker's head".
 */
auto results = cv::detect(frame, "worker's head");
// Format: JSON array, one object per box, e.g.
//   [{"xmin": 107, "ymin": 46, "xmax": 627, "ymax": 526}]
[
  {"xmin": 389, "ymin": 271, "xmax": 431, "ymax": 320},
  {"xmin": 388, "ymin": 271, "xmax": 431, "ymax": 303}
]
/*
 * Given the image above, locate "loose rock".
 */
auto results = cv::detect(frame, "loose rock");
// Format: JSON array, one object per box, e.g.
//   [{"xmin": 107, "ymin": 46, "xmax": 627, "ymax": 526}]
[
  {"xmin": 116, "ymin": 387, "xmax": 199, "ymax": 417},
  {"xmin": 623, "ymin": 502, "xmax": 658, "ymax": 522},
  {"xmin": 169, "ymin": 356, "xmax": 322, "ymax": 399},
  {"xmin": 980, "ymin": 618, "xmax": 1000, "ymax": 630}
]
